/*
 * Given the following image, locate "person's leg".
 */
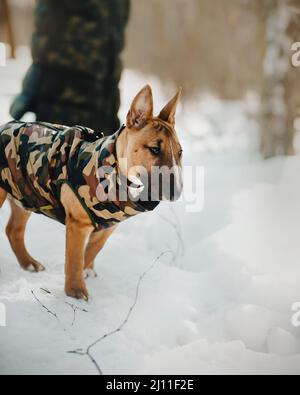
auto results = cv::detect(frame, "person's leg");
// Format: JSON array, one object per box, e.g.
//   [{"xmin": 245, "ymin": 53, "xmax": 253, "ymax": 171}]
[{"xmin": 10, "ymin": 0, "xmax": 130, "ymax": 134}]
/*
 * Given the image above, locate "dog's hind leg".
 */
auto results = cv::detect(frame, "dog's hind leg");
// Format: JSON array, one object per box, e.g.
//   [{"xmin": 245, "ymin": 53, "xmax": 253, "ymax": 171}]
[
  {"xmin": 84, "ymin": 226, "xmax": 117, "ymax": 278},
  {"xmin": 6, "ymin": 198, "xmax": 45, "ymax": 272},
  {"xmin": 0, "ymin": 188, "xmax": 7, "ymax": 208}
]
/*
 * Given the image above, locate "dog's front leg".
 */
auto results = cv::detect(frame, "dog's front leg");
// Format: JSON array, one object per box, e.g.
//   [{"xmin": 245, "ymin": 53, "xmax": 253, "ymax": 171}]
[
  {"xmin": 61, "ymin": 184, "xmax": 94, "ymax": 300},
  {"xmin": 84, "ymin": 226, "xmax": 117, "ymax": 277}
]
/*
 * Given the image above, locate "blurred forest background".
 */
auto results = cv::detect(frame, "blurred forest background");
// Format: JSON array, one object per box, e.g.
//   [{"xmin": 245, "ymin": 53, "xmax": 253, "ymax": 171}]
[{"xmin": 1, "ymin": 0, "xmax": 300, "ymax": 157}]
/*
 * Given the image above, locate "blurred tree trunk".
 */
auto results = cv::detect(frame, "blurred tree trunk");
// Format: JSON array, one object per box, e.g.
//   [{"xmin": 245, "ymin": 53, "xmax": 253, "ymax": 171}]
[
  {"xmin": 0, "ymin": 0, "xmax": 16, "ymax": 58},
  {"xmin": 260, "ymin": 0, "xmax": 299, "ymax": 158}
]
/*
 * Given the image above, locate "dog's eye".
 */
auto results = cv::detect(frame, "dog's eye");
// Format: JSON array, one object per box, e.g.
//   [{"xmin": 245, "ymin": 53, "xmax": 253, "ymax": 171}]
[
  {"xmin": 149, "ymin": 146, "xmax": 161, "ymax": 156},
  {"xmin": 179, "ymin": 149, "xmax": 183, "ymax": 158}
]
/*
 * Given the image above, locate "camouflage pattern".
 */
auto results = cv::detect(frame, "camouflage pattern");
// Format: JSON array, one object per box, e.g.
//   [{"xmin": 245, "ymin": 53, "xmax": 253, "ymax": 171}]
[
  {"xmin": 10, "ymin": 0, "xmax": 130, "ymax": 135},
  {"xmin": 0, "ymin": 121, "xmax": 159, "ymax": 231}
]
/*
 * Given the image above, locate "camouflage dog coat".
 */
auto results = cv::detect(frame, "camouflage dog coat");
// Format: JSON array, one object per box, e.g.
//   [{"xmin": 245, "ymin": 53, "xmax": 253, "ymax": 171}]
[{"xmin": 0, "ymin": 121, "xmax": 159, "ymax": 231}]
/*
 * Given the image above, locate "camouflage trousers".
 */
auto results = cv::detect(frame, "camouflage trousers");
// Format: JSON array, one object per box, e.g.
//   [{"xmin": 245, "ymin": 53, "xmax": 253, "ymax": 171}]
[{"xmin": 10, "ymin": 0, "xmax": 130, "ymax": 135}]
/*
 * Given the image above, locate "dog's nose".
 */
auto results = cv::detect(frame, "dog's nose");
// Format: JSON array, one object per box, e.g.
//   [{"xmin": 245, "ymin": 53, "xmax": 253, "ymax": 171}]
[{"xmin": 149, "ymin": 166, "xmax": 183, "ymax": 202}]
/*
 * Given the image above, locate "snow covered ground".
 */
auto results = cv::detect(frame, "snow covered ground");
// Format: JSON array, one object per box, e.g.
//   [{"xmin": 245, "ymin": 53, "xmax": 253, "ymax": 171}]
[{"xmin": 0, "ymin": 48, "xmax": 300, "ymax": 375}]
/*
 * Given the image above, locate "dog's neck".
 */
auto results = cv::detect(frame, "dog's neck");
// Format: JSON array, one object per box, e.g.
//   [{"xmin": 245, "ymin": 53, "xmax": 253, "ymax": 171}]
[{"xmin": 115, "ymin": 126, "xmax": 129, "ymax": 177}]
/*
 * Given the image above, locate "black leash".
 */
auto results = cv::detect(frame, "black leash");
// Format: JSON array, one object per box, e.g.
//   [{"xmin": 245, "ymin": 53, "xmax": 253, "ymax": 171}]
[{"xmin": 81, "ymin": 124, "xmax": 126, "ymax": 142}]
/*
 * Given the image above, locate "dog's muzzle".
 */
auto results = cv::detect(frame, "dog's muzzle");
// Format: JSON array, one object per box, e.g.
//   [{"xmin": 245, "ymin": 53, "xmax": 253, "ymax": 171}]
[{"xmin": 136, "ymin": 166, "xmax": 183, "ymax": 202}]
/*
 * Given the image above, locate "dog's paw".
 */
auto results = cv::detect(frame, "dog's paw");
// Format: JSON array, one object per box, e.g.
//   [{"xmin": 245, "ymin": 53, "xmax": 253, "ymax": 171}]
[
  {"xmin": 22, "ymin": 260, "xmax": 46, "ymax": 273},
  {"xmin": 84, "ymin": 268, "xmax": 98, "ymax": 279},
  {"xmin": 65, "ymin": 282, "xmax": 89, "ymax": 301}
]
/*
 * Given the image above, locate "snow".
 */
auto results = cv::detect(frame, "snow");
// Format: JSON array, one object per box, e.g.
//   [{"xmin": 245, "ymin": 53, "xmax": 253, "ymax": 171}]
[{"xmin": 0, "ymin": 48, "xmax": 300, "ymax": 375}]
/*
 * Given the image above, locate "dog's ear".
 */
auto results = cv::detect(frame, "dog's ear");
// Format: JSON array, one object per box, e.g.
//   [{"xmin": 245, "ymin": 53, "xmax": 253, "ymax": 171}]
[
  {"xmin": 127, "ymin": 85, "xmax": 154, "ymax": 129},
  {"xmin": 159, "ymin": 88, "xmax": 182, "ymax": 126}
]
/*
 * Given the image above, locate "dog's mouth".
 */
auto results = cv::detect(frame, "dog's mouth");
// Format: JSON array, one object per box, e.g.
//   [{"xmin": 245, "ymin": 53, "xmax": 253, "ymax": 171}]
[
  {"xmin": 127, "ymin": 176, "xmax": 145, "ymax": 199},
  {"xmin": 127, "ymin": 172, "xmax": 183, "ymax": 202}
]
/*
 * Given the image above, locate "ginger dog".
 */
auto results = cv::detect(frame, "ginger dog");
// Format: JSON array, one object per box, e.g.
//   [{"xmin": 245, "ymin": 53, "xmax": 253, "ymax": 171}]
[{"xmin": 0, "ymin": 85, "xmax": 183, "ymax": 300}]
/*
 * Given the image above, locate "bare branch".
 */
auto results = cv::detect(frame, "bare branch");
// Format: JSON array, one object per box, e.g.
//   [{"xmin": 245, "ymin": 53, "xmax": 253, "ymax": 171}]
[
  {"xmin": 65, "ymin": 302, "xmax": 88, "ymax": 326},
  {"xmin": 31, "ymin": 290, "xmax": 58, "ymax": 320},
  {"xmin": 40, "ymin": 288, "xmax": 51, "ymax": 295},
  {"xmin": 68, "ymin": 250, "xmax": 174, "ymax": 375},
  {"xmin": 158, "ymin": 205, "xmax": 185, "ymax": 264}
]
